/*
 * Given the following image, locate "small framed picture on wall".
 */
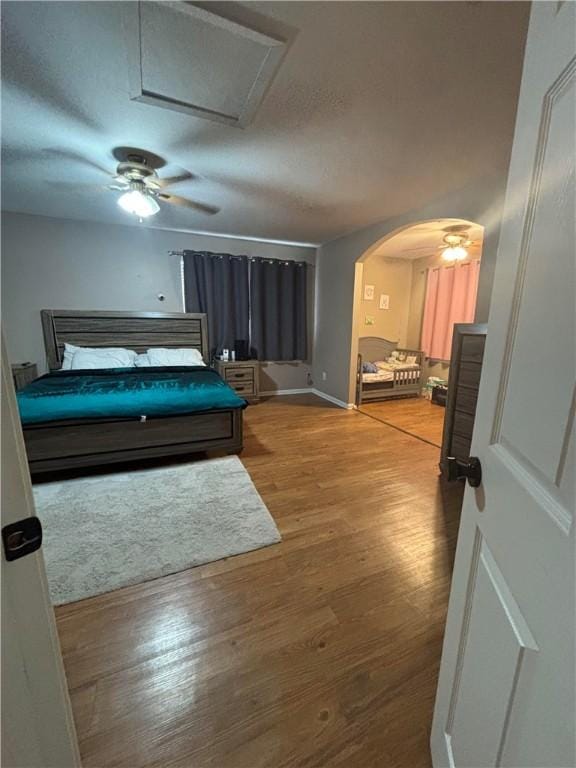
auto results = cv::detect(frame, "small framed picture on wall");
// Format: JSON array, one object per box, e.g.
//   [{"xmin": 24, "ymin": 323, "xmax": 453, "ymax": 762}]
[{"xmin": 364, "ymin": 284, "xmax": 375, "ymax": 300}]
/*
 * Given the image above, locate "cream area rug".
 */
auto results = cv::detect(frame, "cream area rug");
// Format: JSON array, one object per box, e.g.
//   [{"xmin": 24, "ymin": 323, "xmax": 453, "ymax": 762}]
[{"xmin": 33, "ymin": 457, "xmax": 281, "ymax": 605}]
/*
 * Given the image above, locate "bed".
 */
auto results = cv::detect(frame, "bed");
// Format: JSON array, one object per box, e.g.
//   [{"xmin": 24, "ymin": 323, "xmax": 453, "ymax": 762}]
[
  {"xmin": 19, "ymin": 310, "xmax": 245, "ymax": 477},
  {"xmin": 356, "ymin": 336, "xmax": 423, "ymax": 404}
]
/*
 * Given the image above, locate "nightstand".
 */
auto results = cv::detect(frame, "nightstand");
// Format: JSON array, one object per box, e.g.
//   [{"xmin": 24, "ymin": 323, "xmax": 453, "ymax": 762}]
[
  {"xmin": 11, "ymin": 362, "xmax": 38, "ymax": 391},
  {"xmin": 215, "ymin": 360, "xmax": 260, "ymax": 403}
]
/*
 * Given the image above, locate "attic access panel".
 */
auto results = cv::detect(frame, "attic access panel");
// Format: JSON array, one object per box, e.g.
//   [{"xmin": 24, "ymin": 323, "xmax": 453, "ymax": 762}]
[{"xmin": 124, "ymin": 2, "xmax": 286, "ymax": 128}]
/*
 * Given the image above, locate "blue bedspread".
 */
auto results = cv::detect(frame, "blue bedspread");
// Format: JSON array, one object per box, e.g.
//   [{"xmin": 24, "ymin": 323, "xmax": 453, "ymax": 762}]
[{"xmin": 17, "ymin": 366, "xmax": 247, "ymax": 424}]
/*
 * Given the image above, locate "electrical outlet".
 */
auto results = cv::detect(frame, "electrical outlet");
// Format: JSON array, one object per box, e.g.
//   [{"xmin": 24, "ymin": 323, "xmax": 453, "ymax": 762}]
[{"xmin": 322, "ymin": 371, "xmax": 327, "ymax": 381}]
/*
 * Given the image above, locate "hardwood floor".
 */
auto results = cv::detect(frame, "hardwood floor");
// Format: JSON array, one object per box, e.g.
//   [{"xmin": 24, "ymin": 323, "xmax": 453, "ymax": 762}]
[
  {"xmin": 359, "ymin": 397, "xmax": 446, "ymax": 448},
  {"xmin": 55, "ymin": 394, "xmax": 463, "ymax": 768}
]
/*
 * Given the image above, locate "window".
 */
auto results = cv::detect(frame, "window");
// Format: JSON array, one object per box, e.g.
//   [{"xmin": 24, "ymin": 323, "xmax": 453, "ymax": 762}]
[
  {"xmin": 182, "ymin": 250, "xmax": 307, "ymax": 362},
  {"xmin": 421, "ymin": 260, "xmax": 480, "ymax": 361}
]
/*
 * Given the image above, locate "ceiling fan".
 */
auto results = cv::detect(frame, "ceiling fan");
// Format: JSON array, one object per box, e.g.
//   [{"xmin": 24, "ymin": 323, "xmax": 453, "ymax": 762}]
[
  {"xmin": 437, "ymin": 230, "xmax": 475, "ymax": 261},
  {"xmin": 107, "ymin": 151, "xmax": 220, "ymax": 219},
  {"xmin": 400, "ymin": 224, "xmax": 479, "ymax": 260}
]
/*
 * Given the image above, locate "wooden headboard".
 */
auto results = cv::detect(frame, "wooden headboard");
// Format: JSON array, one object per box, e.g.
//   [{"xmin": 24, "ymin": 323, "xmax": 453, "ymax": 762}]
[
  {"xmin": 358, "ymin": 336, "xmax": 397, "ymax": 362},
  {"xmin": 358, "ymin": 336, "xmax": 423, "ymax": 364},
  {"xmin": 41, "ymin": 310, "xmax": 209, "ymax": 371}
]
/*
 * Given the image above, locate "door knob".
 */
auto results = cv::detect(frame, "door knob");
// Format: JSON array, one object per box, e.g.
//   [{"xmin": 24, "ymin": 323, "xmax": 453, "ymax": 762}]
[
  {"xmin": 2, "ymin": 516, "xmax": 43, "ymax": 561},
  {"xmin": 446, "ymin": 456, "xmax": 482, "ymax": 488}
]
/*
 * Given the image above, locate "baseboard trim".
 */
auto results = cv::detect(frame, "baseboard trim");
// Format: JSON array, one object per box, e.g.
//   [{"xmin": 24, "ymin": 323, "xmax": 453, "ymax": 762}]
[
  {"xmin": 259, "ymin": 388, "xmax": 312, "ymax": 397},
  {"xmin": 311, "ymin": 389, "xmax": 356, "ymax": 410},
  {"xmin": 258, "ymin": 387, "xmax": 356, "ymax": 410}
]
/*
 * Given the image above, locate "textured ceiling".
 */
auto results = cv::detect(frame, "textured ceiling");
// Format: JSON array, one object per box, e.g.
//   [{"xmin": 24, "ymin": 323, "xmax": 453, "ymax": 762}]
[
  {"xmin": 1, "ymin": 1, "xmax": 529, "ymax": 245},
  {"xmin": 371, "ymin": 219, "xmax": 484, "ymax": 260}
]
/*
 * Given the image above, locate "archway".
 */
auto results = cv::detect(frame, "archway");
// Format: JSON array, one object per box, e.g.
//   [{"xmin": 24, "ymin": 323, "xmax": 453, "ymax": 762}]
[{"xmin": 350, "ymin": 217, "xmax": 484, "ymax": 446}]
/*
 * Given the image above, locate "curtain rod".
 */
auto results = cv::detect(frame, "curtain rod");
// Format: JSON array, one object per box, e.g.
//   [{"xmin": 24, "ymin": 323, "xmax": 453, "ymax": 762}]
[
  {"xmin": 426, "ymin": 260, "xmax": 477, "ymax": 272},
  {"xmin": 169, "ymin": 250, "xmax": 310, "ymax": 266}
]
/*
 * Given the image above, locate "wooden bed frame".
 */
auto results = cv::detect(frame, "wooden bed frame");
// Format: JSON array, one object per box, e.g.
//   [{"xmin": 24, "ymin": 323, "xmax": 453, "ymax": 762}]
[
  {"xmin": 356, "ymin": 336, "xmax": 423, "ymax": 404},
  {"xmin": 23, "ymin": 310, "xmax": 243, "ymax": 477}
]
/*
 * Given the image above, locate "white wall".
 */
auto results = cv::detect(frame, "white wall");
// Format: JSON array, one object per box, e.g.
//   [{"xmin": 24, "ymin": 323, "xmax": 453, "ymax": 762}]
[{"xmin": 1, "ymin": 212, "xmax": 315, "ymax": 392}]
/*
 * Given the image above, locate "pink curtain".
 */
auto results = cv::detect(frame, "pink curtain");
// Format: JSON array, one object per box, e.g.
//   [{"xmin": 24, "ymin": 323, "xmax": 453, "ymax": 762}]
[{"xmin": 421, "ymin": 260, "xmax": 480, "ymax": 361}]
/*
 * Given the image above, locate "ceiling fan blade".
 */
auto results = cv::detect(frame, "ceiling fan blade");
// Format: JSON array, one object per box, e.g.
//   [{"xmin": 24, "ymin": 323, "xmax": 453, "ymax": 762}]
[
  {"xmin": 144, "ymin": 178, "xmax": 162, "ymax": 190},
  {"xmin": 435, "ymin": 241, "xmax": 479, "ymax": 251},
  {"xmin": 155, "ymin": 172, "xmax": 195, "ymax": 189},
  {"xmin": 159, "ymin": 194, "xmax": 219, "ymax": 215}
]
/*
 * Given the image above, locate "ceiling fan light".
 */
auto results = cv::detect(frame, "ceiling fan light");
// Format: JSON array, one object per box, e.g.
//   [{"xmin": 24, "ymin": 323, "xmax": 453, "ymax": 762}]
[
  {"xmin": 117, "ymin": 189, "xmax": 160, "ymax": 218},
  {"xmin": 442, "ymin": 245, "xmax": 468, "ymax": 261}
]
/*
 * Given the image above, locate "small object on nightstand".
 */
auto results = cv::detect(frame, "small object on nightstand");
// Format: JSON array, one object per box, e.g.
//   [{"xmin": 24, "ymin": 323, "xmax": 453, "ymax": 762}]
[
  {"xmin": 11, "ymin": 362, "xmax": 38, "ymax": 392},
  {"xmin": 234, "ymin": 339, "xmax": 250, "ymax": 360},
  {"xmin": 215, "ymin": 360, "xmax": 260, "ymax": 403}
]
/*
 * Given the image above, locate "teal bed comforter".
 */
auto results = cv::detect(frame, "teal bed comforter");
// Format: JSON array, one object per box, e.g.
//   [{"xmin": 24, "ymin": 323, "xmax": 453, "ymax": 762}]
[{"xmin": 17, "ymin": 366, "xmax": 247, "ymax": 424}]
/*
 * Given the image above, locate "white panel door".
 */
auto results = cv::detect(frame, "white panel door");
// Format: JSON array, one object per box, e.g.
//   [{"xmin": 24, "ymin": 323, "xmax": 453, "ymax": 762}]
[
  {"xmin": 431, "ymin": 3, "xmax": 575, "ymax": 767},
  {"xmin": 1, "ymin": 338, "xmax": 80, "ymax": 767}
]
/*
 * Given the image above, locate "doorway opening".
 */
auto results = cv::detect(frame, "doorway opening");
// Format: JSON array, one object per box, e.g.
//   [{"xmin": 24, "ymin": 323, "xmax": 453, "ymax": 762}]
[{"xmin": 351, "ymin": 218, "xmax": 484, "ymax": 448}]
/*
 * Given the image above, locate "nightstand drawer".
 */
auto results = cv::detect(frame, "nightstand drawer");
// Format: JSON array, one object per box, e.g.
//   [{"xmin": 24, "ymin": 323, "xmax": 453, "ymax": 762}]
[
  {"xmin": 230, "ymin": 381, "xmax": 255, "ymax": 396},
  {"xmin": 215, "ymin": 360, "xmax": 259, "ymax": 403},
  {"xmin": 224, "ymin": 368, "xmax": 254, "ymax": 383}
]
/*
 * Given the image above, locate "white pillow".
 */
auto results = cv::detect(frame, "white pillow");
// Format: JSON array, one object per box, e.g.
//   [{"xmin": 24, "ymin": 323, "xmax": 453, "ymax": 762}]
[
  {"xmin": 69, "ymin": 348, "xmax": 137, "ymax": 370},
  {"xmin": 406, "ymin": 355, "xmax": 418, "ymax": 365},
  {"xmin": 61, "ymin": 343, "xmax": 81, "ymax": 370},
  {"xmin": 144, "ymin": 348, "xmax": 205, "ymax": 367},
  {"xmin": 62, "ymin": 343, "xmax": 136, "ymax": 370}
]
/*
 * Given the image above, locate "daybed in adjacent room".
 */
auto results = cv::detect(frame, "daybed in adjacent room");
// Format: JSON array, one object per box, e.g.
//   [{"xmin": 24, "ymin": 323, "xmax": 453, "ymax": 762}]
[
  {"xmin": 18, "ymin": 310, "xmax": 246, "ymax": 477},
  {"xmin": 357, "ymin": 336, "xmax": 423, "ymax": 404}
]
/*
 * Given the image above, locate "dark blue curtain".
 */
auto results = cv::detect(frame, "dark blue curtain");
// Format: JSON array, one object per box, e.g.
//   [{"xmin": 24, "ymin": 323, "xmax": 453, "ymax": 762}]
[
  {"xmin": 249, "ymin": 258, "xmax": 307, "ymax": 361},
  {"xmin": 183, "ymin": 251, "xmax": 249, "ymax": 359}
]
